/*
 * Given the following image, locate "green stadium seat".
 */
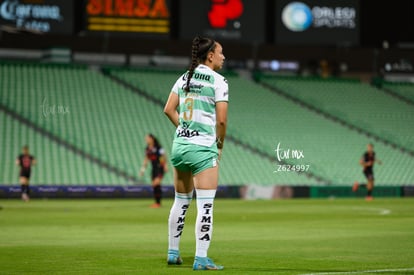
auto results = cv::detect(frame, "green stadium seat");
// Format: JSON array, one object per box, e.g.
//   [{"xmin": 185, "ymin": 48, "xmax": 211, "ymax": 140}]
[{"xmin": 2, "ymin": 62, "xmax": 413, "ymax": 186}]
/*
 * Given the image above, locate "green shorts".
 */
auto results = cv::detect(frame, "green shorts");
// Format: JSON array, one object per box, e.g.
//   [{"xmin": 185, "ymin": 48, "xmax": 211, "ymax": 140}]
[{"xmin": 170, "ymin": 142, "xmax": 218, "ymax": 175}]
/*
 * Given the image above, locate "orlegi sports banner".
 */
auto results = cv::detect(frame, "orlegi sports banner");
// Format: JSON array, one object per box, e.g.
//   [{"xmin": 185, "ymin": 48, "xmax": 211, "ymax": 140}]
[{"xmin": 275, "ymin": 0, "xmax": 359, "ymax": 46}]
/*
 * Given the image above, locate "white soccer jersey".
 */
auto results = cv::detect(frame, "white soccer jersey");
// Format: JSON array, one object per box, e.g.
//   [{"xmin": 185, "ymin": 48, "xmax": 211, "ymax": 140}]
[{"xmin": 171, "ymin": 64, "xmax": 229, "ymax": 147}]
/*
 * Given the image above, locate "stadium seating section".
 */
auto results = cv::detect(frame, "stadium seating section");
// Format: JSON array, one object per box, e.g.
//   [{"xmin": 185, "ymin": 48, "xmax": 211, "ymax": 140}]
[
  {"xmin": 1, "ymin": 111, "xmax": 126, "ymax": 185},
  {"xmin": 259, "ymin": 75, "xmax": 414, "ymax": 152},
  {"xmin": 381, "ymin": 80, "xmax": 414, "ymax": 103},
  {"xmin": 1, "ymin": 62, "xmax": 413, "ymax": 186}
]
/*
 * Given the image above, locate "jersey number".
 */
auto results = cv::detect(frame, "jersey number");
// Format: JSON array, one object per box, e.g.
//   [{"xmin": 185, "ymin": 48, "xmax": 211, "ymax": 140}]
[{"xmin": 183, "ymin": 98, "xmax": 194, "ymax": 121}]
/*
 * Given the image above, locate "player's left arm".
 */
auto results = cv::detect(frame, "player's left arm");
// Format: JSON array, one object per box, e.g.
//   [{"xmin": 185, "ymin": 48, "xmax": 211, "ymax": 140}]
[
  {"xmin": 215, "ymin": 77, "xmax": 228, "ymax": 160},
  {"xmin": 216, "ymin": 102, "xmax": 228, "ymax": 151}
]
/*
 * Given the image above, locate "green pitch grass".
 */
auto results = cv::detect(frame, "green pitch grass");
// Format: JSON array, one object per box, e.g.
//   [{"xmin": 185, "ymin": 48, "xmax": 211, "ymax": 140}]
[{"xmin": 0, "ymin": 198, "xmax": 413, "ymax": 275}]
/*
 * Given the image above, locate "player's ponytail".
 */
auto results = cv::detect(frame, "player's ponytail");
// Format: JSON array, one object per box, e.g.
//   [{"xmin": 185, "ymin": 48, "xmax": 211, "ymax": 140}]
[
  {"xmin": 185, "ymin": 36, "xmax": 216, "ymax": 92},
  {"xmin": 185, "ymin": 36, "xmax": 200, "ymax": 92}
]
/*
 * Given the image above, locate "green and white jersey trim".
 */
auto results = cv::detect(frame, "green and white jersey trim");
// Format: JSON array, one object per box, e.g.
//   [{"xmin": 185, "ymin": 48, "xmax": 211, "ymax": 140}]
[{"xmin": 171, "ymin": 64, "xmax": 229, "ymax": 147}]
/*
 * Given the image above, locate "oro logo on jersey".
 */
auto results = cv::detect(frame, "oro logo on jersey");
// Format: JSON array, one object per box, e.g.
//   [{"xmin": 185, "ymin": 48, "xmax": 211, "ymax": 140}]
[{"xmin": 208, "ymin": 0, "xmax": 244, "ymax": 28}]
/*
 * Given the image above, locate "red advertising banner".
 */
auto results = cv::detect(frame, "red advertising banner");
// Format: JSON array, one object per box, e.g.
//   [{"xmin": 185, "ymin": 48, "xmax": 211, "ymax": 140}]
[
  {"xmin": 84, "ymin": 0, "xmax": 171, "ymax": 35},
  {"xmin": 179, "ymin": 0, "xmax": 265, "ymax": 43}
]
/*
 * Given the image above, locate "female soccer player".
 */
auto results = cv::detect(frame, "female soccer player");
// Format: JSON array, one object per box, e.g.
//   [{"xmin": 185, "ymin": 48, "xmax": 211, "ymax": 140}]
[
  {"xmin": 139, "ymin": 134, "xmax": 168, "ymax": 208},
  {"xmin": 353, "ymin": 143, "xmax": 382, "ymax": 201},
  {"xmin": 16, "ymin": 145, "xmax": 36, "ymax": 202},
  {"xmin": 164, "ymin": 36, "xmax": 228, "ymax": 270}
]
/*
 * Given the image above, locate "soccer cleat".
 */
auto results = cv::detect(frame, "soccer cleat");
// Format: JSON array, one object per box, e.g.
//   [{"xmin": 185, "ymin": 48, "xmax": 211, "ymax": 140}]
[
  {"xmin": 352, "ymin": 182, "xmax": 359, "ymax": 192},
  {"xmin": 150, "ymin": 203, "xmax": 161, "ymax": 208},
  {"xmin": 193, "ymin": 256, "xmax": 223, "ymax": 271},
  {"xmin": 365, "ymin": 196, "xmax": 373, "ymax": 201},
  {"xmin": 167, "ymin": 249, "xmax": 183, "ymax": 265}
]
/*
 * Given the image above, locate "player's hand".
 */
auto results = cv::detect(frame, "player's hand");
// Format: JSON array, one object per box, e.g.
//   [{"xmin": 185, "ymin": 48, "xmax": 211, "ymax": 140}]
[
  {"xmin": 164, "ymin": 166, "xmax": 169, "ymax": 173},
  {"xmin": 139, "ymin": 166, "xmax": 145, "ymax": 177},
  {"xmin": 218, "ymin": 149, "xmax": 222, "ymax": 161}
]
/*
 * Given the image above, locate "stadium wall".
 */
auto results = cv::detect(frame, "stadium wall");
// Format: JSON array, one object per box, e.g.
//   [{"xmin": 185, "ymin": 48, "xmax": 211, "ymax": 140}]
[{"xmin": 0, "ymin": 185, "xmax": 412, "ymax": 199}]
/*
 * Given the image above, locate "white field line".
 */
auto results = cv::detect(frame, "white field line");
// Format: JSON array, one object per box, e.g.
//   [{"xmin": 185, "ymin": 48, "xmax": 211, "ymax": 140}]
[
  {"xmin": 349, "ymin": 207, "xmax": 392, "ymax": 215},
  {"xmin": 301, "ymin": 267, "xmax": 414, "ymax": 275}
]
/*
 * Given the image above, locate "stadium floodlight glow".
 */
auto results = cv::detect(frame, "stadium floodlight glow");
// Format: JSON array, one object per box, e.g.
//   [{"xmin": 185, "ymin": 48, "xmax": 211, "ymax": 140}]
[{"xmin": 259, "ymin": 60, "xmax": 299, "ymax": 72}]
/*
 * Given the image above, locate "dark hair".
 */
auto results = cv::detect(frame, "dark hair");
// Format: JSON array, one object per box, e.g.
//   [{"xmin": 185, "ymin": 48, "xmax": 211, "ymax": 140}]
[
  {"xmin": 148, "ymin": 133, "xmax": 161, "ymax": 149},
  {"xmin": 185, "ymin": 36, "xmax": 216, "ymax": 92}
]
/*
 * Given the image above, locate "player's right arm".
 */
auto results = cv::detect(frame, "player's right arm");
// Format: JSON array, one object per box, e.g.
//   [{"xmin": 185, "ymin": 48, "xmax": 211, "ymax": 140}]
[
  {"xmin": 360, "ymin": 157, "xmax": 373, "ymax": 168},
  {"xmin": 359, "ymin": 157, "xmax": 366, "ymax": 167},
  {"xmin": 139, "ymin": 156, "xmax": 148, "ymax": 177},
  {"xmin": 164, "ymin": 92, "xmax": 180, "ymax": 127}
]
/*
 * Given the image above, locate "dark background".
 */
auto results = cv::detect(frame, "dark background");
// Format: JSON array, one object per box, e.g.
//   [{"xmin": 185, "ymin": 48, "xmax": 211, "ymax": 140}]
[
  {"xmin": 0, "ymin": 0, "xmax": 413, "ymax": 73},
  {"xmin": 2, "ymin": 0, "xmax": 413, "ymax": 46},
  {"xmin": 360, "ymin": 0, "xmax": 414, "ymax": 47}
]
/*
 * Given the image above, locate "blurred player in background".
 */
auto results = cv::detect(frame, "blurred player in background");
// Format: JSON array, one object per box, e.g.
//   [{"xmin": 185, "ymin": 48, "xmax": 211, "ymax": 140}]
[
  {"xmin": 139, "ymin": 134, "xmax": 168, "ymax": 208},
  {"xmin": 353, "ymin": 143, "xmax": 382, "ymax": 201},
  {"xmin": 16, "ymin": 145, "xmax": 36, "ymax": 202},
  {"xmin": 164, "ymin": 36, "xmax": 228, "ymax": 270}
]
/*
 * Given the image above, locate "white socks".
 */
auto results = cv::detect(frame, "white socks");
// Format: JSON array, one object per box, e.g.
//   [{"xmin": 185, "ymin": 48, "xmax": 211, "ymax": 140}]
[
  {"xmin": 195, "ymin": 189, "xmax": 216, "ymax": 258},
  {"xmin": 168, "ymin": 189, "xmax": 217, "ymax": 258},
  {"xmin": 168, "ymin": 191, "xmax": 193, "ymax": 251}
]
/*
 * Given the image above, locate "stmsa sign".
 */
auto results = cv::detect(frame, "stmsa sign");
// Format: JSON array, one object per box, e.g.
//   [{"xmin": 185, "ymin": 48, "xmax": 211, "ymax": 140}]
[{"xmin": 84, "ymin": 0, "xmax": 171, "ymax": 36}]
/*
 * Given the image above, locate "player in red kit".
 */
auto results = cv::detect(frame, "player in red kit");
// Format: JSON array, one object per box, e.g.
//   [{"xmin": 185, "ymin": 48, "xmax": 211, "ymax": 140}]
[
  {"xmin": 16, "ymin": 145, "xmax": 36, "ymax": 202},
  {"xmin": 353, "ymin": 143, "xmax": 382, "ymax": 201},
  {"xmin": 139, "ymin": 134, "xmax": 168, "ymax": 208}
]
